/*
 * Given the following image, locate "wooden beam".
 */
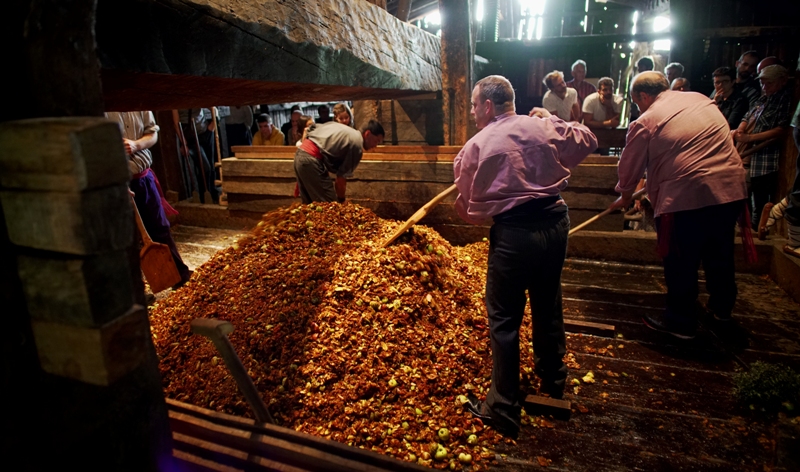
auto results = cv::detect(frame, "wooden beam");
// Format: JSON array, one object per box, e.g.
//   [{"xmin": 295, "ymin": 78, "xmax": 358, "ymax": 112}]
[
  {"xmin": 95, "ymin": 0, "xmax": 442, "ymax": 111},
  {"xmin": 439, "ymin": 0, "xmax": 472, "ymax": 146}
]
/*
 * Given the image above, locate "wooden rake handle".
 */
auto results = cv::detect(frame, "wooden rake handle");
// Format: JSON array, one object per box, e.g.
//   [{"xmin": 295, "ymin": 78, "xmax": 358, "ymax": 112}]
[
  {"xmin": 130, "ymin": 194, "xmax": 154, "ymax": 246},
  {"xmin": 380, "ymin": 184, "xmax": 457, "ymax": 247},
  {"xmin": 568, "ymin": 188, "xmax": 647, "ymax": 236}
]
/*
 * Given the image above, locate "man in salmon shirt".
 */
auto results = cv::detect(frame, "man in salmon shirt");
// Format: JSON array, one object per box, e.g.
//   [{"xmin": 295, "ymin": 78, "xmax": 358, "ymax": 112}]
[
  {"xmin": 455, "ymin": 75, "xmax": 597, "ymax": 438},
  {"xmin": 611, "ymin": 72, "xmax": 749, "ymax": 339}
]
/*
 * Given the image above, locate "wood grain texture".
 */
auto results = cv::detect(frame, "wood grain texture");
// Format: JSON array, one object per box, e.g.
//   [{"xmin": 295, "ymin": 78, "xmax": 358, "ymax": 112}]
[
  {"xmin": 1, "ymin": 185, "xmax": 134, "ymax": 255},
  {"xmin": 0, "ymin": 118, "xmax": 130, "ymax": 191},
  {"xmin": 96, "ymin": 0, "xmax": 442, "ymax": 110}
]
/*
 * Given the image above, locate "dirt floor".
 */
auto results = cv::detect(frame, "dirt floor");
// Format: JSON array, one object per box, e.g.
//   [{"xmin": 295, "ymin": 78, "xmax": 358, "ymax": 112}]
[{"xmin": 166, "ymin": 224, "xmax": 800, "ymax": 472}]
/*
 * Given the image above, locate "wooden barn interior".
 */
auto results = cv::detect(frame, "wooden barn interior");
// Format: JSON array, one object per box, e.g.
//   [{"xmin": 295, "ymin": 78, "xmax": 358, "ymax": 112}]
[{"xmin": 3, "ymin": 0, "xmax": 800, "ymax": 470}]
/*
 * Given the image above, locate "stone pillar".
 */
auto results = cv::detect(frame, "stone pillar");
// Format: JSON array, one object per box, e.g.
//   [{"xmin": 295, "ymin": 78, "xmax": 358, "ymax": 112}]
[{"xmin": 439, "ymin": 0, "xmax": 473, "ymax": 146}]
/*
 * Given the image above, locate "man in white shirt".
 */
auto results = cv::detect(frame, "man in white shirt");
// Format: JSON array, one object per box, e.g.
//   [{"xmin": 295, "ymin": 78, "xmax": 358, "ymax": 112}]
[
  {"xmin": 582, "ymin": 77, "xmax": 623, "ymax": 129},
  {"xmin": 534, "ymin": 70, "xmax": 580, "ymax": 122}
]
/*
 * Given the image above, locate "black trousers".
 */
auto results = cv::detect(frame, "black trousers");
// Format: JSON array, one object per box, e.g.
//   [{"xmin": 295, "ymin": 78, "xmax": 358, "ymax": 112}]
[
  {"xmin": 750, "ymin": 171, "xmax": 779, "ymax": 229},
  {"xmin": 484, "ymin": 211, "xmax": 569, "ymax": 428},
  {"xmin": 657, "ymin": 200, "xmax": 742, "ymax": 328}
]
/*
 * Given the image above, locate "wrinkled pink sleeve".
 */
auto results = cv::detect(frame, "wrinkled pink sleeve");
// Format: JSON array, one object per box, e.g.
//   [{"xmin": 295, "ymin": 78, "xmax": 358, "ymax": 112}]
[
  {"xmin": 453, "ymin": 146, "xmax": 484, "ymax": 225},
  {"xmin": 547, "ymin": 116, "xmax": 598, "ymax": 169},
  {"xmin": 615, "ymin": 121, "xmax": 650, "ymax": 194}
]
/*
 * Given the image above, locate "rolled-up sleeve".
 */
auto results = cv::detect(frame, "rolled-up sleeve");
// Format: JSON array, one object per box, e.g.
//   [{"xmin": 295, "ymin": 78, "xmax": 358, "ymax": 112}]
[{"xmin": 142, "ymin": 111, "xmax": 159, "ymax": 135}]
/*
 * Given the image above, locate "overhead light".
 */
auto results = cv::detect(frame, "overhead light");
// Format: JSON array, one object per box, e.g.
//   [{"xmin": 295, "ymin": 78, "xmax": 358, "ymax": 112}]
[
  {"xmin": 653, "ymin": 39, "xmax": 671, "ymax": 51},
  {"xmin": 425, "ymin": 11, "xmax": 441, "ymax": 26},
  {"xmin": 653, "ymin": 16, "xmax": 670, "ymax": 32}
]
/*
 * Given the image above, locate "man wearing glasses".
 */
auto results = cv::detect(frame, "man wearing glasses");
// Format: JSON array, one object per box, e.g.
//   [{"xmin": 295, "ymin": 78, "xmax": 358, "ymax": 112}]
[{"xmin": 712, "ymin": 67, "xmax": 750, "ymax": 129}]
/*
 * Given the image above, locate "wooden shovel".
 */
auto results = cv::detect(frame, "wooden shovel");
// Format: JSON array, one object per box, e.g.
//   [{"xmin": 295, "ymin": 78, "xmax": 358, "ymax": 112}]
[
  {"xmin": 569, "ymin": 188, "xmax": 647, "ymax": 235},
  {"xmin": 131, "ymin": 196, "xmax": 181, "ymax": 293},
  {"xmin": 381, "ymin": 184, "xmax": 457, "ymax": 247}
]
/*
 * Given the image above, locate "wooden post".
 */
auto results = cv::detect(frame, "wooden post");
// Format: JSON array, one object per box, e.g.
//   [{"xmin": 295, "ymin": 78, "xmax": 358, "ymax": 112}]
[
  {"xmin": 154, "ymin": 110, "xmax": 189, "ymax": 201},
  {"xmin": 439, "ymin": 0, "xmax": 473, "ymax": 146},
  {"xmin": 1, "ymin": 1, "xmax": 173, "ymax": 468},
  {"xmin": 395, "ymin": 0, "xmax": 412, "ymax": 21}
]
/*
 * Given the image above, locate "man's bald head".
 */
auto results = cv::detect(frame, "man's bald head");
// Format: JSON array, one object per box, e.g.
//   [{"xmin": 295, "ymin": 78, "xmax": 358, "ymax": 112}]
[{"xmin": 630, "ymin": 72, "xmax": 670, "ymax": 114}]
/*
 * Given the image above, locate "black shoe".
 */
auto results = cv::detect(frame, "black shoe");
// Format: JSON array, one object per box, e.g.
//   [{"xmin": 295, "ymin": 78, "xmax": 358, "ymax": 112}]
[
  {"xmin": 712, "ymin": 312, "xmax": 732, "ymax": 322},
  {"xmin": 642, "ymin": 314, "xmax": 696, "ymax": 340},
  {"xmin": 465, "ymin": 394, "xmax": 519, "ymax": 439}
]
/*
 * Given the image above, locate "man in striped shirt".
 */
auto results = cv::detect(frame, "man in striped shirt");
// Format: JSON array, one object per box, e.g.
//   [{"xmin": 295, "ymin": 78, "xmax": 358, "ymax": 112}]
[{"xmin": 566, "ymin": 59, "xmax": 597, "ymax": 109}]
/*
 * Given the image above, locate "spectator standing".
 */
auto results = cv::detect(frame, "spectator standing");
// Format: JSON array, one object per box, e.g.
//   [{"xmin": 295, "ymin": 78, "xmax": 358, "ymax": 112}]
[
  {"xmin": 316, "ymin": 104, "xmax": 332, "ymax": 124},
  {"xmin": 733, "ymin": 65, "xmax": 792, "ymax": 230},
  {"xmin": 537, "ymin": 70, "xmax": 581, "ymax": 122},
  {"xmin": 664, "ymin": 62, "xmax": 684, "ymax": 84},
  {"xmin": 281, "ymin": 105, "xmax": 302, "ymax": 145},
  {"xmin": 566, "ymin": 59, "xmax": 597, "ymax": 109},
  {"xmin": 252, "ymin": 114, "xmax": 285, "ymax": 146},
  {"xmin": 106, "ymin": 111, "xmax": 192, "ymax": 289},
  {"xmin": 582, "ymin": 77, "xmax": 623, "ymax": 129},
  {"xmin": 711, "ymin": 51, "xmax": 761, "ymax": 108},
  {"xmin": 712, "ymin": 67, "xmax": 750, "ymax": 129}
]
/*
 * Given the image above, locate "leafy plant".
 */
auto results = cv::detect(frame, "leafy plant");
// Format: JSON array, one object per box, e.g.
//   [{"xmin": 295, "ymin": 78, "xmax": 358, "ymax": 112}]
[{"xmin": 734, "ymin": 362, "xmax": 800, "ymax": 413}]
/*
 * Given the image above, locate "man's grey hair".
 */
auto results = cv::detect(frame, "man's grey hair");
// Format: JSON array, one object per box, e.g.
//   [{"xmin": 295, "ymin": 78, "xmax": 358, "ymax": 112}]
[
  {"xmin": 475, "ymin": 75, "xmax": 516, "ymax": 113},
  {"xmin": 664, "ymin": 62, "xmax": 684, "ymax": 75},
  {"xmin": 631, "ymin": 72, "xmax": 670, "ymax": 97},
  {"xmin": 542, "ymin": 70, "xmax": 565, "ymax": 90},
  {"xmin": 571, "ymin": 59, "xmax": 587, "ymax": 72},
  {"xmin": 597, "ymin": 77, "xmax": 615, "ymax": 90}
]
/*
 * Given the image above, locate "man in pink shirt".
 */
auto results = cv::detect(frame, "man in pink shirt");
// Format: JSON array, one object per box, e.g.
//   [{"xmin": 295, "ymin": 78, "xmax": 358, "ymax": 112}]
[
  {"xmin": 611, "ymin": 72, "xmax": 748, "ymax": 339},
  {"xmin": 455, "ymin": 75, "xmax": 597, "ymax": 438}
]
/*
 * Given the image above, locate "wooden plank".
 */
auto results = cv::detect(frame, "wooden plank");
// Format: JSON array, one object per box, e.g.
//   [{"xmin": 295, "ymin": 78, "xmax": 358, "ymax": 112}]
[
  {"xmin": 223, "ymin": 158, "xmax": 456, "ymax": 182},
  {"xmin": 31, "ymin": 305, "xmax": 150, "ymax": 386},
  {"xmin": 522, "ymin": 395, "xmax": 571, "ymax": 421},
  {"xmin": 235, "ymin": 145, "xmax": 462, "ymax": 155},
  {"xmin": 581, "ymin": 154, "xmax": 619, "ymax": 165},
  {"xmin": 0, "ymin": 118, "xmax": 130, "ymax": 192},
  {"xmin": 564, "ymin": 319, "xmax": 616, "ymax": 337},
  {"xmin": 224, "ymin": 179, "xmax": 457, "ymax": 204},
  {"xmin": 17, "ymin": 250, "xmax": 134, "ymax": 326},
  {"xmin": 167, "ymin": 399, "xmax": 431, "ymax": 472},
  {"xmin": 0, "ymin": 184, "xmax": 133, "ymax": 255},
  {"xmin": 567, "ymin": 164, "xmax": 619, "ymax": 189},
  {"xmin": 97, "ymin": 0, "xmax": 442, "ymax": 110},
  {"xmin": 562, "ymin": 191, "xmax": 617, "ymax": 211}
]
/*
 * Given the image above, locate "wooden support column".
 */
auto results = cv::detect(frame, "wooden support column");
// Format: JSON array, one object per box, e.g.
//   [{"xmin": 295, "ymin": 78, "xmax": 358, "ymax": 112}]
[
  {"xmin": 154, "ymin": 110, "xmax": 188, "ymax": 202},
  {"xmin": 1, "ymin": 1, "xmax": 173, "ymax": 468},
  {"xmin": 395, "ymin": 0, "xmax": 412, "ymax": 21},
  {"xmin": 439, "ymin": 0, "xmax": 473, "ymax": 146}
]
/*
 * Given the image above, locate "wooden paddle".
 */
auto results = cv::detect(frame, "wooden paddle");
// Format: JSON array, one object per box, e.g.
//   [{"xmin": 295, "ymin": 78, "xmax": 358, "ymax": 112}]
[
  {"xmin": 380, "ymin": 184, "xmax": 457, "ymax": 247},
  {"xmin": 131, "ymin": 196, "xmax": 181, "ymax": 292},
  {"xmin": 569, "ymin": 188, "xmax": 647, "ymax": 235}
]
